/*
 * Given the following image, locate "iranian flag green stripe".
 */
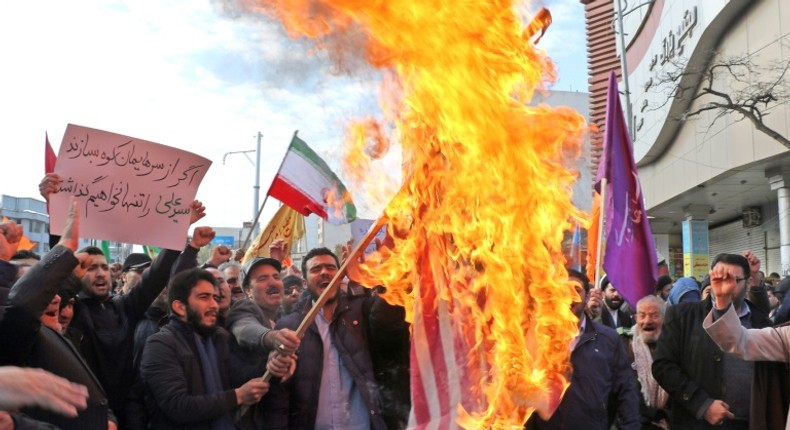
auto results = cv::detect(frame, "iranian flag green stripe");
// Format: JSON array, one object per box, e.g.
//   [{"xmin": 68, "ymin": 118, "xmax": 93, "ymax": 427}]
[{"xmin": 269, "ymin": 136, "xmax": 356, "ymax": 225}]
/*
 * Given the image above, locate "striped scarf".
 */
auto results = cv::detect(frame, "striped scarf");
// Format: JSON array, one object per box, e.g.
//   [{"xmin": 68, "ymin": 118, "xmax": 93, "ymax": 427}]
[{"xmin": 631, "ymin": 334, "xmax": 669, "ymax": 409}]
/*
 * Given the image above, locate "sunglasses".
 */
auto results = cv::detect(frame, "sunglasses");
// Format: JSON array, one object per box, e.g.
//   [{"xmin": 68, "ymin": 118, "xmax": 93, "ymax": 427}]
[{"xmin": 284, "ymin": 286, "xmax": 303, "ymax": 295}]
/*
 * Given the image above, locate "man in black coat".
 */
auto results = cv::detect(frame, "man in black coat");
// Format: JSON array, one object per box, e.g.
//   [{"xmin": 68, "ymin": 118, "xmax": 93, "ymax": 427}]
[
  {"xmin": 139, "ymin": 268, "xmax": 271, "ymax": 429},
  {"xmin": 527, "ymin": 269, "xmax": 640, "ymax": 430},
  {"xmin": 0, "ymin": 199, "xmax": 118, "ymax": 429},
  {"xmin": 600, "ymin": 276, "xmax": 636, "ymax": 330},
  {"xmin": 69, "ymin": 200, "xmax": 206, "ymax": 426},
  {"xmin": 125, "ymin": 226, "xmax": 222, "ymax": 430},
  {"xmin": 652, "ymin": 253, "xmax": 772, "ymax": 429}
]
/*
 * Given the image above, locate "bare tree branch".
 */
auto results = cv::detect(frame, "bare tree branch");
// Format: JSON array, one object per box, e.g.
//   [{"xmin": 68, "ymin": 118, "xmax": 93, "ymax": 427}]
[{"xmin": 650, "ymin": 50, "xmax": 790, "ymax": 150}]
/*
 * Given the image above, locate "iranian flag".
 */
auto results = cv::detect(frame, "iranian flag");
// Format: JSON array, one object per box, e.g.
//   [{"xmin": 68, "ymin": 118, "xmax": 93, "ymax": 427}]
[{"xmin": 269, "ymin": 135, "xmax": 356, "ymax": 225}]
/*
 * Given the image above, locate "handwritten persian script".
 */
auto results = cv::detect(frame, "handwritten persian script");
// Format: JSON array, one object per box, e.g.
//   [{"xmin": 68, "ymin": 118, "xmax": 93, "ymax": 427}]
[{"xmin": 49, "ymin": 124, "xmax": 211, "ymax": 250}]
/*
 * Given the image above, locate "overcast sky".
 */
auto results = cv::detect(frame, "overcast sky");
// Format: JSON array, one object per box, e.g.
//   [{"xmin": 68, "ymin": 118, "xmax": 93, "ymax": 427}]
[{"xmin": 0, "ymin": 0, "xmax": 588, "ymax": 234}]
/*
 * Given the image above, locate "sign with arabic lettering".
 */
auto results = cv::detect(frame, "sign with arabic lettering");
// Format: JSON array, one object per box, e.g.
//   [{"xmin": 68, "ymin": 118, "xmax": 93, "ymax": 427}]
[
  {"xmin": 618, "ymin": 1, "xmax": 744, "ymax": 162},
  {"xmin": 49, "ymin": 124, "xmax": 211, "ymax": 250}
]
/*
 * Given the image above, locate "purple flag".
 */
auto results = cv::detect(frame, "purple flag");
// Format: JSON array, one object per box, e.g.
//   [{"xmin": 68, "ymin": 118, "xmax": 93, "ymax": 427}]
[{"xmin": 594, "ymin": 71, "xmax": 658, "ymax": 306}]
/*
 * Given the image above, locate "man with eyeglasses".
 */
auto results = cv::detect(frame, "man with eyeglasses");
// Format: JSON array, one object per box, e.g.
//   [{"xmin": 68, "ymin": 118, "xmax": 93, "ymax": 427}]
[
  {"xmin": 219, "ymin": 261, "xmax": 246, "ymax": 303},
  {"xmin": 280, "ymin": 275, "xmax": 304, "ymax": 316},
  {"xmin": 653, "ymin": 252, "xmax": 771, "ymax": 429},
  {"xmin": 205, "ymin": 267, "xmax": 231, "ymax": 327}
]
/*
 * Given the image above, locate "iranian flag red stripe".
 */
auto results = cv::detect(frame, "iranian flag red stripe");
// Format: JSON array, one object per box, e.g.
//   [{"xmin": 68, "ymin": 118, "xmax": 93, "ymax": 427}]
[
  {"xmin": 269, "ymin": 175, "xmax": 329, "ymax": 219},
  {"xmin": 268, "ymin": 135, "xmax": 356, "ymax": 225}
]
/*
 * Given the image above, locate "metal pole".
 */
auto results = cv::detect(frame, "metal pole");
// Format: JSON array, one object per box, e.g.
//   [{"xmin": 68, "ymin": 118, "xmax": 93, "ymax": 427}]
[
  {"xmin": 615, "ymin": 0, "xmax": 634, "ymax": 139},
  {"xmin": 594, "ymin": 178, "xmax": 607, "ymax": 290},
  {"xmin": 254, "ymin": 132, "xmax": 262, "ymax": 237},
  {"xmin": 240, "ymin": 131, "xmax": 299, "ymax": 253}
]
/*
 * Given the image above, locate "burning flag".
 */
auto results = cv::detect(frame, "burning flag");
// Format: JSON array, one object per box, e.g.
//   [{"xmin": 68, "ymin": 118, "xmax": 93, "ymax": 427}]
[
  {"xmin": 239, "ymin": 0, "xmax": 587, "ymax": 427},
  {"xmin": 269, "ymin": 134, "xmax": 356, "ymax": 225}
]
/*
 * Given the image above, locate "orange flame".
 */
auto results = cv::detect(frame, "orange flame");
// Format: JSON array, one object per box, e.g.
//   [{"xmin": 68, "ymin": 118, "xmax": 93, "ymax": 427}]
[{"xmin": 238, "ymin": 0, "xmax": 587, "ymax": 427}]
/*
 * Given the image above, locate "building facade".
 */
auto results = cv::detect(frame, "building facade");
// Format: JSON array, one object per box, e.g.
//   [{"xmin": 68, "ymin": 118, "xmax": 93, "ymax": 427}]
[{"xmin": 584, "ymin": 0, "xmax": 790, "ymax": 277}]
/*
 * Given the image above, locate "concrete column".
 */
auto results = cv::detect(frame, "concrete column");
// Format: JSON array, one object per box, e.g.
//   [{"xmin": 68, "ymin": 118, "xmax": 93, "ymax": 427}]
[
  {"xmin": 682, "ymin": 204, "xmax": 710, "ymax": 279},
  {"xmin": 778, "ymin": 187, "xmax": 790, "ymax": 277},
  {"xmin": 767, "ymin": 168, "xmax": 790, "ymax": 277},
  {"xmin": 651, "ymin": 220, "xmax": 673, "ymax": 275}
]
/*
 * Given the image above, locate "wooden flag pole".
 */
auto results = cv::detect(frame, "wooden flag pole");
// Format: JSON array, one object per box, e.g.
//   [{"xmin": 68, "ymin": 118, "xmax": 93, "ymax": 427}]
[{"xmin": 593, "ymin": 177, "xmax": 607, "ymax": 290}]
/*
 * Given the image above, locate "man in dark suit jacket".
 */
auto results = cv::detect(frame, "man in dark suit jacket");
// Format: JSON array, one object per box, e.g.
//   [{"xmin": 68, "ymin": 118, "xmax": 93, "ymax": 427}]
[
  {"xmin": 600, "ymin": 276, "xmax": 636, "ymax": 330},
  {"xmin": 527, "ymin": 269, "xmax": 640, "ymax": 430}
]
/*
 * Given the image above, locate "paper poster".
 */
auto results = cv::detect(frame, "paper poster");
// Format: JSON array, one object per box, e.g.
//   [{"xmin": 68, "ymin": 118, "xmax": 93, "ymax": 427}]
[
  {"xmin": 350, "ymin": 218, "xmax": 387, "ymax": 256},
  {"xmin": 49, "ymin": 124, "xmax": 211, "ymax": 250}
]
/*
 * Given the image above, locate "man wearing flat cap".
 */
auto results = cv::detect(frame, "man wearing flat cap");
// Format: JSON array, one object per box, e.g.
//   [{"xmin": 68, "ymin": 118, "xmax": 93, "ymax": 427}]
[
  {"xmin": 120, "ymin": 253, "xmax": 152, "ymax": 295},
  {"xmin": 225, "ymin": 256, "xmax": 300, "ymax": 376}
]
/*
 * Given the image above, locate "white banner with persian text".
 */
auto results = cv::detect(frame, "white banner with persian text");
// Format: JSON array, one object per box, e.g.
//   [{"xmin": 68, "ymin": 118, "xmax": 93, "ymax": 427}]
[{"xmin": 49, "ymin": 124, "xmax": 211, "ymax": 250}]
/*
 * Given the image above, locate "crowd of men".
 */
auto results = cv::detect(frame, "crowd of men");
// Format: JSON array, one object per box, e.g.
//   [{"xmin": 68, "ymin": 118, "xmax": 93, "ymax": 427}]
[
  {"xmin": 527, "ymin": 253, "xmax": 790, "ymax": 430},
  {"xmin": 0, "ymin": 174, "xmax": 409, "ymax": 430},
  {"xmin": 3, "ymin": 174, "xmax": 790, "ymax": 429}
]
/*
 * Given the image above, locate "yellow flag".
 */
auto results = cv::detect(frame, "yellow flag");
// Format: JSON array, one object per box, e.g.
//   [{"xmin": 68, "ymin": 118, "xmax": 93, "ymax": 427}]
[{"xmin": 242, "ymin": 205, "xmax": 305, "ymax": 265}]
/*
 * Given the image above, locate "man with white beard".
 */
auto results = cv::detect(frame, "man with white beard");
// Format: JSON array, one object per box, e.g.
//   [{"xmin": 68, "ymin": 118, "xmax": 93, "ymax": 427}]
[{"xmin": 628, "ymin": 295, "xmax": 670, "ymax": 429}]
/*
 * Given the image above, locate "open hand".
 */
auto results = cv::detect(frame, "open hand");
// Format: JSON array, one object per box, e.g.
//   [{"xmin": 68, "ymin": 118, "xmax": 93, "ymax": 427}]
[
  {"xmin": 0, "ymin": 366, "xmax": 88, "ymax": 417},
  {"xmin": 189, "ymin": 200, "xmax": 206, "ymax": 225}
]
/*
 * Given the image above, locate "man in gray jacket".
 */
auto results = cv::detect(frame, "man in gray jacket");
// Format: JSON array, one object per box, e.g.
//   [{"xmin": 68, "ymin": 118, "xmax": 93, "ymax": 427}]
[{"xmin": 226, "ymin": 256, "xmax": 300, "ymax": 355}]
